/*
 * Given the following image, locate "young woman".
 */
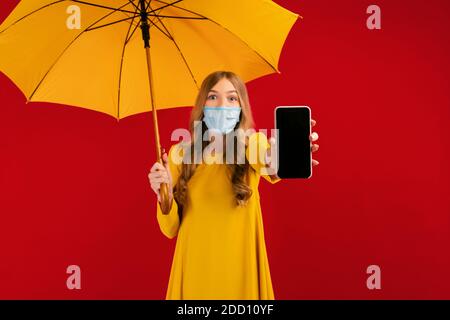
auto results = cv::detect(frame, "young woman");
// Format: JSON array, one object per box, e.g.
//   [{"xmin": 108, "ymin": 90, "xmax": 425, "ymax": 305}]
[{"xmin": 148, "ymin": 71, "xmax": 320, "ymax": 300}]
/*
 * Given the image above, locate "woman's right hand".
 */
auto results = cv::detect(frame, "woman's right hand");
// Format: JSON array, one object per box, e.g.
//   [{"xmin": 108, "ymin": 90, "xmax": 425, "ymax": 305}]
[{"xmin": 148, "ymin": 149, "xmax": 173, "ymax": 204}]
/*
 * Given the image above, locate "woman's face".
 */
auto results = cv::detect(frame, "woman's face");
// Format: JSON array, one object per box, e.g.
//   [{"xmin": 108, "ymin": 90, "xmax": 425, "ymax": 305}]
[{"xmin": 205, "ymin": 78, "xmax": 240, "ymax": 108}]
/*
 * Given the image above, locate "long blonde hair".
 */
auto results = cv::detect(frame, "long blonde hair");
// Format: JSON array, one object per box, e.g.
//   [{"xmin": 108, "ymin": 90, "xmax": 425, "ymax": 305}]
[{"xmin": 174, "ymin": 71, "xmax": 255, "ymax": 214}]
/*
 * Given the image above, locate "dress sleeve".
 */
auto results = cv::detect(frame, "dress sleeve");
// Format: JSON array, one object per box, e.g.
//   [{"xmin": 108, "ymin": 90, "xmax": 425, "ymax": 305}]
[
  {"xmin": 245, "ymin": 132, "xmax": 282, "ymax": 185},
  {"xmin": 156, "ymin": 143, "xmax": 183, "ymax": 239}
]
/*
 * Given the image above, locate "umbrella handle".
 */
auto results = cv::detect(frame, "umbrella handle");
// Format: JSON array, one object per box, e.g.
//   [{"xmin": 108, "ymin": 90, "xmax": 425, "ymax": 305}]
[
  {"xmin": 159, "ymin": 179, "xmax": 172, "ymax": 215},
  {"xmin": 156, "ymin": 145, "xmax": 172, "ymax": 215}
]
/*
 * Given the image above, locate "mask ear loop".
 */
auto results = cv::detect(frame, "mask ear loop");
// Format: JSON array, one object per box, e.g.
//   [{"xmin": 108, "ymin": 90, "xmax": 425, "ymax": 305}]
[{"xmin": 235, "ymin": 92, "xmax": 243, "ymax": 128}]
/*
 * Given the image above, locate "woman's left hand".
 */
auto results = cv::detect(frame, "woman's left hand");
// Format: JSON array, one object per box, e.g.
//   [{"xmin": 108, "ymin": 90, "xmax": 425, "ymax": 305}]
[{"xmin": 266, "ymin": 118, "xmax": 320, "ymax": 179}]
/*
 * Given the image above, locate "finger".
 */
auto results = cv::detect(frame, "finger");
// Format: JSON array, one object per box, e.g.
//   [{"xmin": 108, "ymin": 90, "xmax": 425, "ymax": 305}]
[
  {"xmin": 150, "ymin": 168, "xmax": 168, "ymax": 177},
  {"xmin": 151, "ymin": 180, "xmax": 167, "ymax": 189},
  {"xmin": 149, "ymin": 171, "xmax": 163, "ymax": 179},
  {"xmin": 151, "ymin": 176, "xmax": 168, "ymax": 184},
  {"xmin": 312, "ymin": 159, "xmax": 320, "ymax": 166},
  {"xmin": 152, "ymin": 167, "xmax": 165, "ymax": 175},
  {"xmin": 151, "ymin": 178, "xmax": 169, "ymax": 188},
  {"xmin": 149, "ymin": 171, "xmax": 168, "ymax": 180},
  {"xmin": 311, "ymin": 119, "xmax": 316, "ymax": 127},
  {"xmin": 151, "ymin": 162, "xmax": 165, "ymax": 172},
  {"xmin": 309, "ymin": 132, "xmax": 319, "ymax": 141},
  {"xmin": 151, "ymin": 180, "xmax": 167, "ymax": 191},
  {"xmin": 311, "ymin": 144, "xmax": 319, "ymax": 152},
  {"xmin": 156, "ymin": 161, "xmax": 166, "ymax": 170}
]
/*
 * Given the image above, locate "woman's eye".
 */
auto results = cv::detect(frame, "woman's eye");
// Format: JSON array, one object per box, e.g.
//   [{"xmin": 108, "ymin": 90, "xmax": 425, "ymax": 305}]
[
  {"xmin": 229, "ymin": 96, "xmax": 238, "ymax": 101},
  {"xmin": 207, "ymin": 95, "xmax": 216, "ymax": 100}
]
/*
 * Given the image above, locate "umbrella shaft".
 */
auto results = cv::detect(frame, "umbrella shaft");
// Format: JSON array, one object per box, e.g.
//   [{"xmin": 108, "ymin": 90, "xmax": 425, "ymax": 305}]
[
  {"xmin": 145, "ymin": 47, "xmax": 161, "ymax": 161},
  {"xmin": 139, "ymin": 0, "xmax": 150, "ymax": 48}
]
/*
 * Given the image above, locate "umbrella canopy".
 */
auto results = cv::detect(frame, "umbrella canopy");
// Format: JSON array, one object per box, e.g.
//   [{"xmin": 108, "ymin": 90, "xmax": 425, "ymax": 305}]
[
  {"xmin": 0, "ymin": 0, "xmax": 299, "ymax": 120},
  {"xmin": 0, "ymin": 0, "xmax": 300, "ymax": 213}
]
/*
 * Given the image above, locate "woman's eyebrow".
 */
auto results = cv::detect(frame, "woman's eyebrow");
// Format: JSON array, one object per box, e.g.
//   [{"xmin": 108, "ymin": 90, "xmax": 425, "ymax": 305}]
[{"xmin": 208, "ymin": 90, "xmax": 238, "ymax": 93}]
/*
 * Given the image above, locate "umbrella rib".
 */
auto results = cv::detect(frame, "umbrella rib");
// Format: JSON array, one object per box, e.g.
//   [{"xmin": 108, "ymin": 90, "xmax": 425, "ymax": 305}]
[
  {"xmin": 125, "ymin": 21, "xmax": 141, "ymax": 44},
  {"xmin": 69, "ymin": 0, "xmax": 136, "ymax": 14},
  {"xmin": 117, "ymin": 6, "xmax": 140, "ymax": 120},
  {"xmin": 125, "ymin": 0, "xmax": 187, "ymax": 39},
  {"xmin": 85, "ymin": 14, "xmax": 140, "ymax": 32},
  {"xmin": 154, "ymin": 0, "xmax": 280, "ymax": 73},
  {"xmin": 147, "ymin": 17, "xmax": 172, "ymax": 40},
  {"xmin": 149, "ymin": 7, "xmax": 199, "ymax": 90},
  {"xmin": 144, "ymin": 0, "xmax": 152, "ymax": 11},
  {"xmin": 153, "ymin": 0, "xmax": 211, "ymax": 19},
  {"xmin": 145, "ymin": 0, "xmax": 204, "ymax": 20},
  {"xmin": 0, "ymin": 0, "xmax": 138, "ymax": 35},
  {"xmin": 148, "ymin": 15, "xmax": 206, "ymax": 20},
  {"xmin": 0, "ymin": 0, "xmax": 65, "ymax": 35},
  {"xmin": 147, "ymin": 0, "xmax": 184, "ymax": 14},
  {"xmin": 28, "ymin": 1, "xmax": 132, "ymax": 101},
  {"xmin": 148, "ymin": 1, "xmax": 206, "ymax": 20},
  {"xmin": 127, "ymin": 0, "xmax": 140, "ymax": 11}
]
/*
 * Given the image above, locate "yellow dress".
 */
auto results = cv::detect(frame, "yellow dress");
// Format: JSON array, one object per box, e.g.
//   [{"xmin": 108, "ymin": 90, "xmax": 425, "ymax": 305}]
[{"xmin": 156, "ymin": 132, "xmax": 281, "ymax": 300}]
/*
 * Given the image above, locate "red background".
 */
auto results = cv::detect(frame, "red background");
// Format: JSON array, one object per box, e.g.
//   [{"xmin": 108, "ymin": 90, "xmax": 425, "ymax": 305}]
[{"xmin": 1, "ymin": 0, "xmax": 449, "ymax": 299}]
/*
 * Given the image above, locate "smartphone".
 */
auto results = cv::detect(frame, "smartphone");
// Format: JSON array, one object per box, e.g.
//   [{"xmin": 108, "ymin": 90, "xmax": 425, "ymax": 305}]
[{"xmin": 274, "ymin": 106, "xmax": 312, "ymax": 179}]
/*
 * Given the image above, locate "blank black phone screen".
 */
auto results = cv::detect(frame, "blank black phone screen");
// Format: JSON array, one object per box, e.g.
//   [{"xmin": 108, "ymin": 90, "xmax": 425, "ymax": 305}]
[{"xmin": 275, "ymin": 107, "xmax": 311, "ymax": 179}]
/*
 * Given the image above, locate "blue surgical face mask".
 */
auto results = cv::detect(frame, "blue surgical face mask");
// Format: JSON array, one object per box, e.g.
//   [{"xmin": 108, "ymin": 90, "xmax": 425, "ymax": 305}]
[{"xmin": 203, "ymin": 106, "xmax": 241, "ymax": 135}]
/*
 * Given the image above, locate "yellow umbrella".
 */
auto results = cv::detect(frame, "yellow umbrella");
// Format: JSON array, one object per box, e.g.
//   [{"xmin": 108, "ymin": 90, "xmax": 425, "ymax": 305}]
[{"xmin": 0, "ymin": 0, "xmax": 300, "ymax": 212}]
